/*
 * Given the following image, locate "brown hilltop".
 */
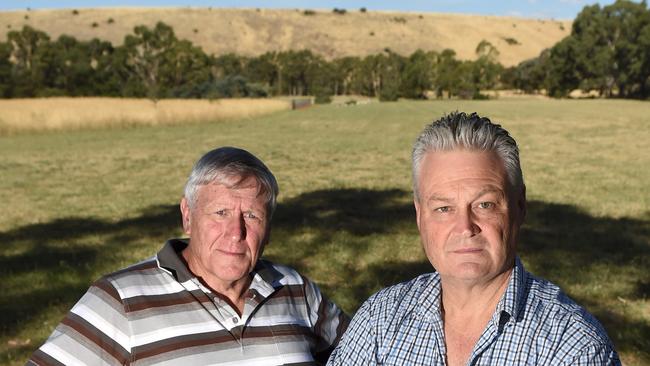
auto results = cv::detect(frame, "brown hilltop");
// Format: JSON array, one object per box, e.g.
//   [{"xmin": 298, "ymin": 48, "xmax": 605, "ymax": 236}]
[{"xmin": 0, "ymin": 7, "xmax": 571, "ymax": 67}]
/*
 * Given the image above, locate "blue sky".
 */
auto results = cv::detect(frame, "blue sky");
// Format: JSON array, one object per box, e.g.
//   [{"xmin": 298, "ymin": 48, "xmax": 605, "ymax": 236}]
[{"xmin": 1, "ymin": 0, "xmax": 619, "ymax": 20}]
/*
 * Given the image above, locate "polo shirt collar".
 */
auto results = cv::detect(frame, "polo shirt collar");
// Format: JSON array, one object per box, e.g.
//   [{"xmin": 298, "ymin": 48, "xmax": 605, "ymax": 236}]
[
  {"xmin": 250, "ymin": 260, "xmax": 285, "ymax": 298},
  {"xmin": 156, "ymin": 239, "xmax": 284, "ymax": 296},
  {"xmin": 157, "ymin": 238, "xmax": 195, "ymax": 283}
]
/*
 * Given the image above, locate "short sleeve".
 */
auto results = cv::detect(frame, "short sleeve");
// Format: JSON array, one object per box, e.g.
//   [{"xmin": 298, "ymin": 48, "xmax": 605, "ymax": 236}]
[
  {"xmin": 27, "ymin": 276, "xmax": 132, "ymax": 365},
  {"xmin": 302, "ymin": 276, "xmax": 350, "ymax": 363}
]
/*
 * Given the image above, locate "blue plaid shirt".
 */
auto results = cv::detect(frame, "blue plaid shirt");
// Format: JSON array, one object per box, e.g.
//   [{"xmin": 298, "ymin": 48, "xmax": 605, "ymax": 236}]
[{"xmin": 328, "ymin": 257, "xmax": 620, "ymax": 365}]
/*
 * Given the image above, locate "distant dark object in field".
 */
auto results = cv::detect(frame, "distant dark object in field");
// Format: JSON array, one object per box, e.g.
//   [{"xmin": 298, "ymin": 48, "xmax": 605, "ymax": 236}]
[
  {"xmin": 503, "ymin": 37, "xmax": 520, "ymax": 45},
  {"xmin": 292, "ymin": 98, "xmax": 313, "ymax": 110}
]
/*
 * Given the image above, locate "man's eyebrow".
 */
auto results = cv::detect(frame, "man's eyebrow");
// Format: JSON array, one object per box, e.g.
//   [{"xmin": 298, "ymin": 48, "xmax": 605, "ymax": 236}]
[
  {"xmin": 472, "ymin": 186, "xmax": 505, "ymax": 201},
  {"xmin": 426, "ymin": 194, "xmax": 453, "ymax": 204}
]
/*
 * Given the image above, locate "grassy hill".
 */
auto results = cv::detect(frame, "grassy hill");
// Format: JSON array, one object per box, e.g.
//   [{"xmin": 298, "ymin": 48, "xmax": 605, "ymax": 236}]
[{"xmin": 0, "ymin": 7, "xmax": 571, "ymax": 66}]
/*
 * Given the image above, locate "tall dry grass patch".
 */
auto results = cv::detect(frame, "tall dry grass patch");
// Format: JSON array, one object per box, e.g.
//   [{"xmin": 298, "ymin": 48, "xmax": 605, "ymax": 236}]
[{"xmin": 0, "ymin": 97, "xmax": 291, "ymax": 134}]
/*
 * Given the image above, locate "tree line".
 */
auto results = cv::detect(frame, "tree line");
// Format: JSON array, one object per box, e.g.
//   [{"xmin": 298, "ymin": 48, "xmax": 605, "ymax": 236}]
[
  {"xmin": 1, "ymin": 0, "xmax": 648, "ymax": 101},
  {"xmin": 0, "ymin": 21, "xmax": 502, "ymax": 102}
]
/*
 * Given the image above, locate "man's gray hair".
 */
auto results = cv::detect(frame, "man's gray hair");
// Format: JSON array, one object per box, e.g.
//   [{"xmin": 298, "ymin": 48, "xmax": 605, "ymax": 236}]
[
  {"xmin": 412, "ymin": 111, "xmax": 524, "ymax": 200},
  {"xmin": 184, "ymin": 147, "xmax": 279, "ymax": 217}
]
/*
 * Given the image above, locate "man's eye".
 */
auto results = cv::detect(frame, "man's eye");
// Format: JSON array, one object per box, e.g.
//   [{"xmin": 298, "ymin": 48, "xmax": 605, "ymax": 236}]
[
  {"xmin": 214, "ymin": 210, "xmax": 227, "ymax": 216},
  {"xmin": 434, "ymin": 206, "xmax": 451, "ymax": 213},
  {"xmin": 244, "ymin": 212, "xmax": 259, "ymax": 219},
  {"xmin": 478, "ymin": 202, "xmax": 494, "ymax": 209}
]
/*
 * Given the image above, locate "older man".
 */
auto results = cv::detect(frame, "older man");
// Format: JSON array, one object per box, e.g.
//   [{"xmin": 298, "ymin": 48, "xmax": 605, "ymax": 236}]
[
  {"xmin": 328, "ymin": 112, "xmax": 619, "ymax": 365},
  {"xmin": 29, "ymin": 147, "xmax": 349, "ymax": 365}
]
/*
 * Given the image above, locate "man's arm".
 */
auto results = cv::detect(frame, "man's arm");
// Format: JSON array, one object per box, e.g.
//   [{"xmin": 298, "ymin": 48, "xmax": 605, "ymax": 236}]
[
  {"xmin": 560, "ymin": 343, "xmax": 621, "ymax": 366},
  {"xmin": 302, "ymin": 277, "xmax": 350, "ymax": 364},
  {"xmin": 27, "ymin": 277, "xmax": 131, "ymax": 365},
  {"xmin": 326, "ymin": 298, "xmax": 378, "ymax": 366}
]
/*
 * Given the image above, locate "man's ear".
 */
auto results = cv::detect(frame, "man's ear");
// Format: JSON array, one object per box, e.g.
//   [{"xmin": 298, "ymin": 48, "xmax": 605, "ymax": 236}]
[
  {"xmin": 180, "ymin": 197, "xmax": 191, "ymax": 235},
  {"xmin": 414, "ymin": 198, "xmax": 422, "ymax": 231},
  {"xmin": 516, "ymin": 184, "xmax": 527, "ymax": 226}
]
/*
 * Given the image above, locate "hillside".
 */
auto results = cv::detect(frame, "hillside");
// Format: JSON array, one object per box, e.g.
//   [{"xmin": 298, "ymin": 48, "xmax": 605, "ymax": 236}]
[{"xmin": 0, "ymin": 7, "xmax": 571, "ymax": 67}]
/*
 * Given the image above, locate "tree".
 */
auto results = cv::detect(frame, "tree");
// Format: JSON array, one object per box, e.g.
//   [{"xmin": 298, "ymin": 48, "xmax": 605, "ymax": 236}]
[
  {"xmin": 117, "ymin": 22, "xmax": 180, "ymax": 99},
  {"xmin": 432, "ymin": 49, "xmax": 460, "ymax": 98},
  {"xmin": 245, "ymin": 52, "xmax": 280, "ymax": 95},
  {"xmin": 48, "ymin": 35, "xmax": 96, "ymax": 96},
  {"xmin": 330, "ymin": 56, "xmax": 360, "ymax": 95},
  {"xmin": 0, "ymin": 42, "xmax": 12, "ymax": 97},
  {"xmin": 509, "ymin": 50, "xmax": 550, "ymax": 93},
  {"xmin": 545, "ymin": 37, "xmax": 581, "ymax": 97},
  {"xmin": 213, "ymin": 53, "xmax": 247, "ymax": 79},
  {"xmin": 401, "ymin": 50, "xmax": 435, "ymax": 99},
  {"xmin": 7, "ymin": 25, "xmax": 51, "ymax": 96}
]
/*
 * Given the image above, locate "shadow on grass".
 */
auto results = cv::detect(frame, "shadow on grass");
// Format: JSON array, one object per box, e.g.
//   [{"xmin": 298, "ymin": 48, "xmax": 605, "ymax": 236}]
[
  {"xmin": 1, "ymin": 188, "xmax": 648, "ymax": 361},
  {"xmin": 0, "ymin": 205, "xmax": 182, "ymax": 336}
]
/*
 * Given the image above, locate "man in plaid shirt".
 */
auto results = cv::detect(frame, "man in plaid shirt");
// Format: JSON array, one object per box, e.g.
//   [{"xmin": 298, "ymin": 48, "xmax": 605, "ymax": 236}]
[{"xmin": 328, "ymin": 112, "xmax": 619, "ymax": 366}]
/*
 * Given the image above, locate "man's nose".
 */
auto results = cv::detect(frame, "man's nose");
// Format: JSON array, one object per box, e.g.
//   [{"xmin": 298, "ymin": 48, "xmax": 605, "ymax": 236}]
[
  {"xmin": 225, "ymin": 214, "xmax": 246, "ymax": 241},
  {"xmin": 453, "ymin": 208, "xmax": 479, "ymax": 237}
]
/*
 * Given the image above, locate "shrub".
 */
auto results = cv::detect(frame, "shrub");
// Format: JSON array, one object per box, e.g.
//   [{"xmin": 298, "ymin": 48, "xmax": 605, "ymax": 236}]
[
  {"xmin": 91, "ymin": 22, "xmax": 99, "ymax": 28},
  {"xmin": 303, "ymin": 9, "xmax": 316, "ymax": 16},
  {"xmin": 360, "ymin": 7, "xmax": 367, "ymax": 13},
  {"xmin": 314, "ymin": 93, "xmax": 332, "ymax": 104},
  {"xmin": 333, "ymin": 8, "xmax": 347, "ymax": 15},
  {"xmin": 72, "ymin": 9, "xmax": 79, "ymax": 15},
  {"xmin": 502, "ymin": 37, "xmax": 520, "ymax": 45},
  {"xmin": 392, "ymin": 17, "xmax": 407, "ymax": 24},
  {"xmin": 107, "ymin": 18, "xmax": 114, "ymax": 24}
]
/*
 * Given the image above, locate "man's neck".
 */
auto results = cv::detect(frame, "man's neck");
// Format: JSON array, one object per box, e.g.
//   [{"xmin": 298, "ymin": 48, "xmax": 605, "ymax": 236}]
[
  {"xmin": 181, "ymin": 250, "xmax": 252, "ymax": 315},
  {"xmin": 440, "ymin": 268, "xmax": 512, "ymax": 316},
  {"xmin": 209, "ymin": 277, "xmax": 251, "ymax": 316},
  {"xmin": 440, "ymin": 269, "xmax": 513, "ymax": 366}
]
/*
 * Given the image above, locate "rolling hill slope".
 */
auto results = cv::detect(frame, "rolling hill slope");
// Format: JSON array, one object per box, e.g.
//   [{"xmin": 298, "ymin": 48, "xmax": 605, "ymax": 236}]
[{"xmin": 0, "ymin": 7, "xmax": 571, "ymax": 66}]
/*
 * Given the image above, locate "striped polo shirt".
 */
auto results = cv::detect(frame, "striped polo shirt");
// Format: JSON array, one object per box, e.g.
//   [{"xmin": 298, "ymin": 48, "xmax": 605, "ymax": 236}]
[{"xmin": 28, "ymin": 239, "xmax": 349, "ymax": 365}]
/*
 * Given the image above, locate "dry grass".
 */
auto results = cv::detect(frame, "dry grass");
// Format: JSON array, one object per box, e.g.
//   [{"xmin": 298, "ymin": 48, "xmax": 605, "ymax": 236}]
[
  {"xmin": 0, "ymin": 8, "xmax": 571, "ymax": 66},
  {"xmin": 0, "ymin": 97, "xmax": 291, "ymax": 134}
]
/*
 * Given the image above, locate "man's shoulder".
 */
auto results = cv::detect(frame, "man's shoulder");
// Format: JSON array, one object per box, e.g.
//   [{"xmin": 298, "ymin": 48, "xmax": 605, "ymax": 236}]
[
  {"xmin": 362, "ymin": 272, "xmax": 437, "ymax": 317},
  {"xmin": 257, "ymin": 259, "xmax": 310, "ymax": 286},
  {"xmin": 91, "ymin": 256, "xmax": 169, "ymax": 296},
  {"xmin": 524, "ymin": 272, "xmax": 613, "ymax": 344}
]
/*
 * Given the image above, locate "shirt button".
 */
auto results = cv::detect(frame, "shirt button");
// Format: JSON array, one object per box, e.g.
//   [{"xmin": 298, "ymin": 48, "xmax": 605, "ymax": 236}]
[{"xmin": 231, "ymin": 317, "xmax": 238, "ymax": 323}]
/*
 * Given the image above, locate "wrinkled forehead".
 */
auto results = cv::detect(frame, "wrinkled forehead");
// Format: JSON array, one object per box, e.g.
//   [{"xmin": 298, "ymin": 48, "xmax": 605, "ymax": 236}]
[{"xmin": 203, "ymin": 174, "xmax": 269, "ymax": 204}]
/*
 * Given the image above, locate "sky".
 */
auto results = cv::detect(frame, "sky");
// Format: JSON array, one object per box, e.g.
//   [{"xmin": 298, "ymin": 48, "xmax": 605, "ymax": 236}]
[{"xmin": 0, "ymin": 0, "xmax": 620, "ymax": 20}]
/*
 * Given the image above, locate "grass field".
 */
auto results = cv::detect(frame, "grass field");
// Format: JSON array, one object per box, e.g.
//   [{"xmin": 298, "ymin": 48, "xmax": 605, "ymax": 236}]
[{"xmin": 0, "ymin": 98, "xmax": 648, "ymax": 365}]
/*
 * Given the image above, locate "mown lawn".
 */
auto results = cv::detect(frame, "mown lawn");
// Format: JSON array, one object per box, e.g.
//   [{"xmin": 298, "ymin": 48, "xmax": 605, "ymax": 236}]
[{"xmin": 0, "ymin": 98, "xmax": 648, "ymax": 365}]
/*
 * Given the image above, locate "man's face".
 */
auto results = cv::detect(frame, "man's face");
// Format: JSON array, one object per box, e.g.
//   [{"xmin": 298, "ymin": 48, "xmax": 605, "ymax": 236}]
[
  {"xmin": 414, "ymin": 150, "xmax": 525, "ymax": 285},
  {"xmin": 180, "ymin": 176, "xmax": 269, "ymax": 288}
]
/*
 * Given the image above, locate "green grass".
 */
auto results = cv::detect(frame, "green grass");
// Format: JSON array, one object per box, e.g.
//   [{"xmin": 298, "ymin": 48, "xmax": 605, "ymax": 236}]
[{"xmin": 1, "ymin": 99, "xmax": 648, "ymax": 365}]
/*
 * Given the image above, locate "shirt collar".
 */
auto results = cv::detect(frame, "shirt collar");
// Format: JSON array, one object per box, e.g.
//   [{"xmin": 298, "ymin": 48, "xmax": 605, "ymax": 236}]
[
  {"xmin": 417, "ymin": 272, "xmax": 443, "ymax": 319},
  {"xmin": 493, "ymin": 256, "xmax": 527, "ymax": 327},
  {"xmin": 156, "ymin": 238, "xmax": 195, "ymax": 282},
  {"xmin": 156, "ymin": 239, "xmax": 284, "ymax": 295}
]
